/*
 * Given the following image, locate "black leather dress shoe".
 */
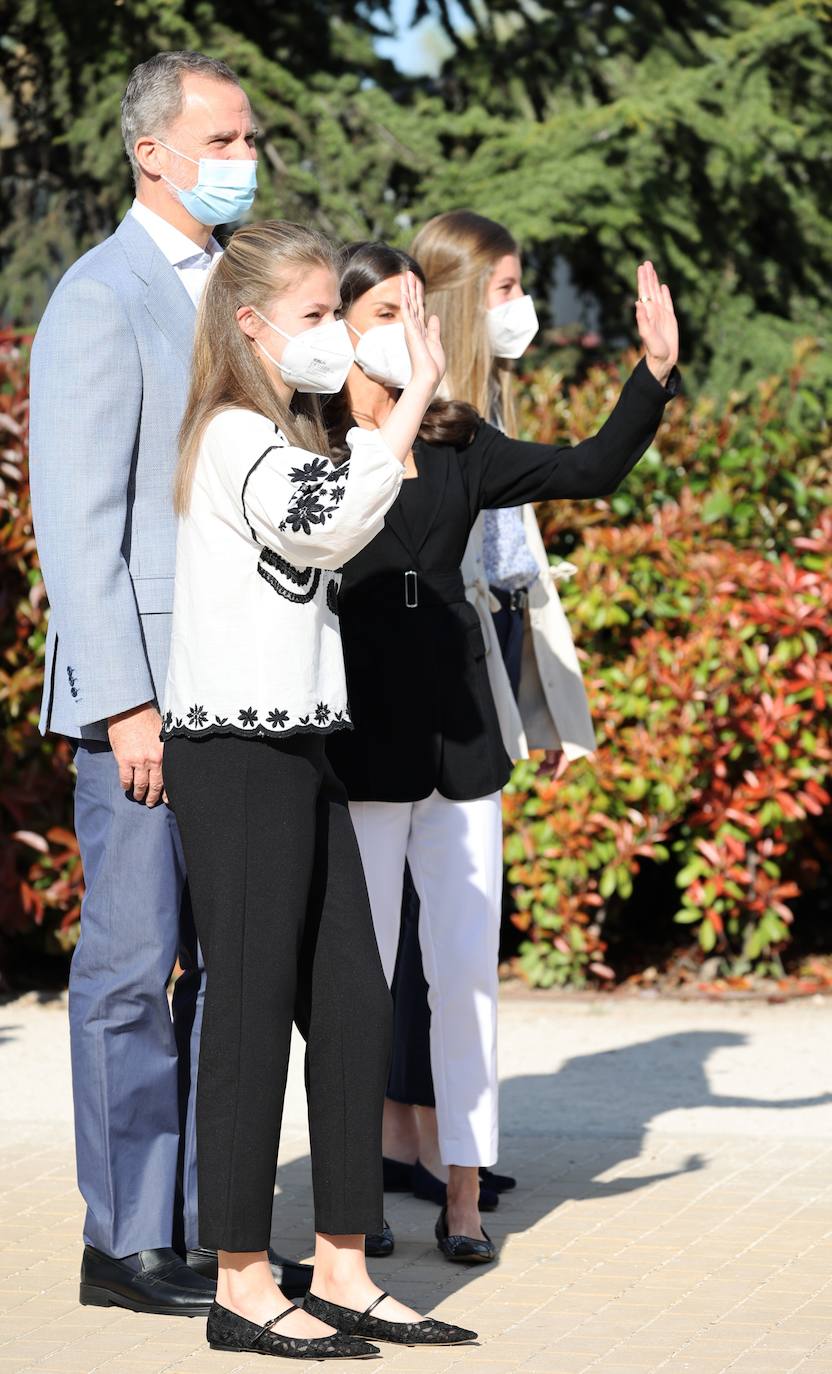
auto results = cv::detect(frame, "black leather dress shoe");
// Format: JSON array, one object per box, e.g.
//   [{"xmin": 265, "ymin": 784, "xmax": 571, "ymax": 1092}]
[
  {"xmin": 207, "ymin": 1300, "xmax": 379, "ymax": 1359},
  {"xmin": 79, "ymin": 1245, "xmax": 215, "ymax": 1316},
  {"xmin": 304, "ymin": 1290, "xmax": 477, "ymax": 1345},
  {"xmin": 186, "ymin": 1246, "xmax": 312, "ymax": 1296},
  {"xmin": 435, "ymin": 1206, "xmax": 496, "ymax": 1265},
  {"xmin": 364, "ymin": 1220, "xmax": 394, "ymax": 1258},
  {"xmin": 412, "ymin": 1160, "xmax": 499, "ymax": 1212},
  {"xmin": 480, "ymin": 1166, "xmax": 516, "ymax": 1192}
]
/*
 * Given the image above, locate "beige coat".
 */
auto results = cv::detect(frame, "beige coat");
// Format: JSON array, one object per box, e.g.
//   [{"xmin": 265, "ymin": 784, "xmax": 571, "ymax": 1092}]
[{"xmin": 461, "ymin": 507, "xmax": 596, "ymax": 763}]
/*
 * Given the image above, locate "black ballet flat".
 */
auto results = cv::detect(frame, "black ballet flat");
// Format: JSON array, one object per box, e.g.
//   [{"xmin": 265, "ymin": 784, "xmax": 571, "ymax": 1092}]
[
  {"xmin": 435, "ymin": 1205, "xmax": 496, "ymax": 1265},
  {"xmin": 206, "ymin": 1300, "xmax": 379, "ymax": 1359},
  {"xmin": 364, "ymin": 1219, "xmax": 395, "ymax": 1258},
  {"xmin": 412, "ymin": 1160, "xmax": 499, "ymax": 1212},
  {"xmin": 304, "ymin": 1290, "xmax": 477, "ymax": 1346},
  {"xmin": 480, "ymin": 1166, "xmax": 516, "ymax": 1193},
  {"xmin": 382, "ymin": 1156, "xmax": 415, "ymax": 1191}
]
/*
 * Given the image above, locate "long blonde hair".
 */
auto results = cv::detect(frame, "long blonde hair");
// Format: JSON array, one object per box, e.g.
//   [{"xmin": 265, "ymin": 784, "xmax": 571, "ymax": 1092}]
[
  {"xmin": 175, "ymin": 220, "xmax": 337, "ymax": 515},
  {"xmin": 409, "ymin": 211, "xmax": 520, "ymax": 437}
]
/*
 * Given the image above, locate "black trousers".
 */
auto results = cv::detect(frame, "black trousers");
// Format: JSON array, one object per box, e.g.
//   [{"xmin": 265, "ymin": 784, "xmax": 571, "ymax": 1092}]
[
  {"xmin": 490, "ymin": 593, "xmax": 525, "ymax": 699},
  {"xmin": 387, "ymin": 867, "xmax": 435, "ymax": 1108},
  {"xmin": 164, "ymin": 733, "xmax": 391, "ymax": 1251}
]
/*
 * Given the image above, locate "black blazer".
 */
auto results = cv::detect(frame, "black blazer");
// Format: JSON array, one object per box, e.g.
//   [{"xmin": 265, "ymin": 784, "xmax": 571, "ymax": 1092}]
[{"xmin": 328, "ymin": 359, "xmax": 679, "ymax": 803}]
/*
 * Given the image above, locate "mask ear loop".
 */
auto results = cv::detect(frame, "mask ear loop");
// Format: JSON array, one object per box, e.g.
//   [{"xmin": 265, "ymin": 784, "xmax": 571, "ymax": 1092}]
[
  {"xmin": 155, "ymin": 138, "xmax": 200, "ymax": 166},
  {"xmin": 343, "ymin": 319, "xmax": 362, "ymax": 340},
  {"xmin": 249, "ymin": 305, "xmax": 293, "ymax": 342}
]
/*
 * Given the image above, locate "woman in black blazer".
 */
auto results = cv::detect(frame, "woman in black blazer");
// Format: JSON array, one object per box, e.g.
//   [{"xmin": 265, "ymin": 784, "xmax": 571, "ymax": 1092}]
[{"xmin": 326, "ymin": 242, "xmax": 680, "ymax": 1262}]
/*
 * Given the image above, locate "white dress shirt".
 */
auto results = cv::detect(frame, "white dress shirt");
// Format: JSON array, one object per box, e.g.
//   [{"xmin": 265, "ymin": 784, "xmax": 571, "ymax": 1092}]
[{"xmin": 130, "ymin": 199, "xmax": 222, "ymax": 306}]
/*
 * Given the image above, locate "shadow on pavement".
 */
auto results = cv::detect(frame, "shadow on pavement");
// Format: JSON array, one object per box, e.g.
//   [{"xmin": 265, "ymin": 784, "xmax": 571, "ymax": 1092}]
[{"xmin": 269, "ymin": 1029, "xmax": 832, "ymax": 1310}]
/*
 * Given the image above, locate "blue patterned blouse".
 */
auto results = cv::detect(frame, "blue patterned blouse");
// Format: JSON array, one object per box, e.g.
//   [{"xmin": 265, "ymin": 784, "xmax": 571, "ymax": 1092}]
[{"xmin": 481, "ymin": 398, "xmax": 539, "ymax": 592}]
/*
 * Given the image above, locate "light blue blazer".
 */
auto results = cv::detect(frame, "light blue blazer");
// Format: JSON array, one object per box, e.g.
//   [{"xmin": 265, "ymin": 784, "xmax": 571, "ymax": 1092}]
[{"xmin": 29, "ymin": 213, "xmax": 196, "ymax": 739}]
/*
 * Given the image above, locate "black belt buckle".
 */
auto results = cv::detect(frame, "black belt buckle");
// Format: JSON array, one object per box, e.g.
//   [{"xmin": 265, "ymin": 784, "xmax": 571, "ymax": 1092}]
[
  {"xmin": 508, "ymin": 588, "xmax": 528, "ymax": 612},
  {"xmin": 404, "ymin": 569, "xmax": 419, "ymax": 608}
]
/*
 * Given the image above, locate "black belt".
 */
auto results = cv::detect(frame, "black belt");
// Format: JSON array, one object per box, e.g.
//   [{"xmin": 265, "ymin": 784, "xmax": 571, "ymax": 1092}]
[
  {"xmin": 341, "ymin": 569, "xmax": 467, "ymax": 611},
  {"xmin": 491, "ymin": 584, "xmax": 531, "ymax": 613}
]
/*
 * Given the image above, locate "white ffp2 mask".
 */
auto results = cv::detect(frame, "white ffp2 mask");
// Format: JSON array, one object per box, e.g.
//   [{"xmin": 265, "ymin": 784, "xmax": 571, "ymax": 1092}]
[
  {"xmin": 487, "ymin": 294, "xmax": 539, "ymax": 359},
  {"xmin": 252, "ymin": 310, "xmax": 355, "ymax": 394},
  {"xmin": 345, "ymin": 319, "xmax": 412, "ymax": 389}
]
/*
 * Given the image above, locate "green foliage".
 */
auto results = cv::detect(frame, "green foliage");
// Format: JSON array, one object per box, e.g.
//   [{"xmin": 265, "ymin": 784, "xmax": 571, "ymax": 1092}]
[
  {"xmin": 0, "ymin": 0, "xmax": 423, "ymax": 319},
  {"xmin": 2, "ymin": 1, "xmax": 831, "ymax": 396},
  {"xmin": 418, "ymin": 0, "xmax": 832, "ymax": 396}
]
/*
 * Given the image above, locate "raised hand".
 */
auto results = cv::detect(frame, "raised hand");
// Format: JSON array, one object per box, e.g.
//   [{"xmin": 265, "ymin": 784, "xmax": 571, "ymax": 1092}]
[
  {"xmin": 634, "ymin": 260, "xmax": 679, "ymax": 387},
  {"xmin": 400, "ymin": 270, "xmax": 445, "ymax": 396}
]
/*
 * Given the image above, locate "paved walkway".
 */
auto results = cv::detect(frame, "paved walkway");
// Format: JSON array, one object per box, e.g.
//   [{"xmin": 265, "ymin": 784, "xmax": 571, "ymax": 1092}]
[{"xmin": 2, "ymin": 991, "xmax": 832, "ymax": 1373}]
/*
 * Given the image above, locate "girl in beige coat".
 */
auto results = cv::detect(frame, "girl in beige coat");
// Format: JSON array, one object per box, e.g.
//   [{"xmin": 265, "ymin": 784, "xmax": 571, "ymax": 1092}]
[{"xmin": 380, "ymin": 212, "xmax": 626, "ymax": 1235}]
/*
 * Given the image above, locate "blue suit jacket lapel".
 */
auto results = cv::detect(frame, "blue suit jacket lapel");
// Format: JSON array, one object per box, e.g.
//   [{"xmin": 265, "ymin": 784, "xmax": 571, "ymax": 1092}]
[{"xmin": 115, "ymin": 214, "xmax": 196, "ymax": 364}]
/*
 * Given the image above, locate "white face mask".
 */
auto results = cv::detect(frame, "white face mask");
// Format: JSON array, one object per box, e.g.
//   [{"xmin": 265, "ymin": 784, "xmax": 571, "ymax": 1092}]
[
  {"xmin": 252, "ymin": 309, "xmax": 355, "ymax": 394},
  {"xmin": 345, "ymin": 319, "xmax": 412, "ymax": 389},
  {"xmin": 487, "ymin": 293, "xmax": 539, "ymax": 359}
]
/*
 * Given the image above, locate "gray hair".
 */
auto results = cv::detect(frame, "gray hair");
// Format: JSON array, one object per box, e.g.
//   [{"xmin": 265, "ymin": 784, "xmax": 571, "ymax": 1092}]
[{"xmin": 121, "ymin": 50, "xmax": 242, "ymax": 186}]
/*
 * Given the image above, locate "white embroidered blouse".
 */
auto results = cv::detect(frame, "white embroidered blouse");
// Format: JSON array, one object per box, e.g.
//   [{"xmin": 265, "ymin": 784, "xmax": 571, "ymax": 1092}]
[{"xmin": 161, "ymin": 407, "xmax": 403, "ymax": 741}]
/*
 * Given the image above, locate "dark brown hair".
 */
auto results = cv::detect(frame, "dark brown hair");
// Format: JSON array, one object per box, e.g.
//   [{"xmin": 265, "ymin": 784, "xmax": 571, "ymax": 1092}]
[{"xmin": 324, "ymin": 241, "xmax": 480, "ymax": 459}]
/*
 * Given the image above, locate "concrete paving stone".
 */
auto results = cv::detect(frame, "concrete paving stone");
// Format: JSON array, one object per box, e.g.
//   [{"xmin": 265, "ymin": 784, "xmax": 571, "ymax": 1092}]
[
  {"xmin": 6, "ymin": 997, "xmax": 832, "ymax": 1374},
  {"xmin": 506, "ymin": 1359, "xmax": 597, "ymax": 1373},
  {"xmin": 31, "ymin": 1352, "xmax": 113, "ymax": 1372},
  {"xmin": 656, "ymin": 1361, "xmax": 737, "ymax": 1373}
]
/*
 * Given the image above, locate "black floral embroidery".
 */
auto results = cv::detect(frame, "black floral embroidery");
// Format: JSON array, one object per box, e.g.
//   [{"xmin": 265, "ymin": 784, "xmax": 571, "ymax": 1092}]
[
  {"xmin": 326, "ymin": 579, "xmax": 339, "ymax": 616},
  {"xmin": 278, "ymin": 456, "xmax": 351, "ymax": 537},
  {"xmin": 289, "ymin": 457, "xmax": 330, "ymax": 485},
  {"xmin": 161, "ymin": 701, "xmax": 351, "ymax": 740},
  {"xmin": 280, "ymin": 490, "xmax": 328, "ymax": 536}
]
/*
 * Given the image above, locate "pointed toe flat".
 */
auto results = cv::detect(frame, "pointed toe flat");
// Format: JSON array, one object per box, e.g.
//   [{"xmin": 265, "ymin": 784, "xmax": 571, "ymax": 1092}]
[
  {"xmin": 435, "ymin": 1205, "xmax": 496, "ymax": 1264},
  {"xmin": 304, "ymin": 1290, "xmax": 477, "ymax": 1346},
  {"xmin": 206, "ymin": 1301, "xmax": 380, "ymax": 1359}
]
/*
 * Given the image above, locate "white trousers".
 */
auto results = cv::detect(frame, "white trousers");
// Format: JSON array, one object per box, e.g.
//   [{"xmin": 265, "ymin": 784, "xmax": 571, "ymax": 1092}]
[{"xmin": 349, "ymin": 790, "xmax": 502, "ymax": 1167}]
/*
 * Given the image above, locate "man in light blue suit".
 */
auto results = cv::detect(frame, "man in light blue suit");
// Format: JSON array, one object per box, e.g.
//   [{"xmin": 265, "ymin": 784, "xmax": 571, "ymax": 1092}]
[{"xmin": 29, "ymin": 49, "xmax": 309, "ymax": 1314}]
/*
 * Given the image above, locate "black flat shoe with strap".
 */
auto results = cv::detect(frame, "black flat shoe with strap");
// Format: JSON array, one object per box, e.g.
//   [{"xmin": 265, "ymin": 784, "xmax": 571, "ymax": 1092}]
[
  {"xmin": 435, "ymin": 1205, "xmax": 496, "ymax": 1264},
  {"xmin": 206, "ymin": 1300, "xmax": 380, "ymax": 1359},
  {"xmin": 304, "ymin": 1290, "xmax": 477, "ymax": 1346}
]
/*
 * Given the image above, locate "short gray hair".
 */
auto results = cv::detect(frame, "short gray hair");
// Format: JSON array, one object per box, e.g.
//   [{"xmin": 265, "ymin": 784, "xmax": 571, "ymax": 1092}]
[{"xmin": 121, "ymin": 50, "xmax": 242, "ymax": 186}]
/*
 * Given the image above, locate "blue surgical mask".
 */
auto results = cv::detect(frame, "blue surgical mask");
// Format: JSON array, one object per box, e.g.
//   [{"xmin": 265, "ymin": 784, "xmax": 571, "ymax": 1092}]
[{"xmin": 157, "ymin": 140, "xmax": 257, "ymax": 227}]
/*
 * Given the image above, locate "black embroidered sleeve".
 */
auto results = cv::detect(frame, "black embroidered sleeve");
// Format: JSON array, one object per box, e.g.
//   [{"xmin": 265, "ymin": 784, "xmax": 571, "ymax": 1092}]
[{"xmin": 278, "ymin": 457, "xmax": 351, "ymax": 537}]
